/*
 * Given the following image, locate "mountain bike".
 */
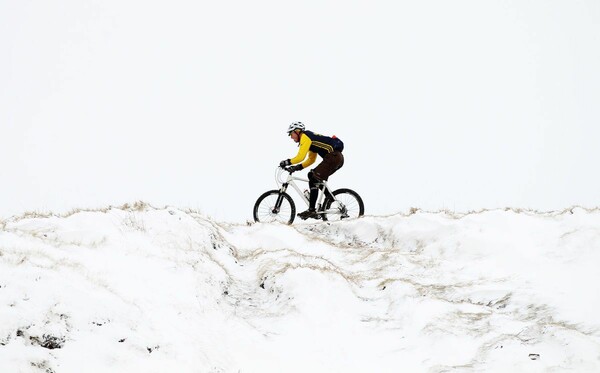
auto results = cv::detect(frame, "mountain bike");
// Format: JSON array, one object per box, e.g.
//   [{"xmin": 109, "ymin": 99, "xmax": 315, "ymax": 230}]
[{"xmin": 253, "ymin": 167, "xmax": 364, "ymax": 224}]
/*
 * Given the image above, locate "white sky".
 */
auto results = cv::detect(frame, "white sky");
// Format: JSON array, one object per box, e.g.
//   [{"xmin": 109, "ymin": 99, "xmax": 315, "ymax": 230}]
[{"xmin": 2, "ymin": 0, "xmax": 599, "ymax": 222}]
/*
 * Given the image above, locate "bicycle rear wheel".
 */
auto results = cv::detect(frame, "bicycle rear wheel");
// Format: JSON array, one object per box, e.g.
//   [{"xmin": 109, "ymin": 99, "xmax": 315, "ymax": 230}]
[
  {"xmin": 322, "ymin": 188, "xmax": 364, "ymax": 221},
  {"xmin": 253, "ymin": 190, "xmax": 296, "ymax": 224}
]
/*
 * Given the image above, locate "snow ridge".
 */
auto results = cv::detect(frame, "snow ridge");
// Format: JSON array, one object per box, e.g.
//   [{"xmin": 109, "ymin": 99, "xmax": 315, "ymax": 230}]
[{"xmin": 1, "ymin": 204, "xmax": 600, "ymax": 372}]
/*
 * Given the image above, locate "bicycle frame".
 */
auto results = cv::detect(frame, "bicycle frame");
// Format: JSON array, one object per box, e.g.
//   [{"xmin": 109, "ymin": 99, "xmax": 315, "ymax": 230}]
[{"xmin": 274, "ymin": 168, "xmax": 344, "ymax": 217}]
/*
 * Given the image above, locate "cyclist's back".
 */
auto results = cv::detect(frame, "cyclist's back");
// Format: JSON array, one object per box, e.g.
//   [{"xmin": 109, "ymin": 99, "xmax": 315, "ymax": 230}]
[{"xmin": 302, "ymin": 130, "xmax": 345, "ymax": 158}]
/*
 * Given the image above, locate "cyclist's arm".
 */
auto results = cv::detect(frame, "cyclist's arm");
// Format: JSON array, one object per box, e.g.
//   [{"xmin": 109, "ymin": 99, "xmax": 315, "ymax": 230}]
[
  {"xmin": 301, "ymin": 151, "xmax": 317, "ymax": 169},
  {"xmin": 289, "ymin": 133, "xmax": 312, "ymax": 164}
]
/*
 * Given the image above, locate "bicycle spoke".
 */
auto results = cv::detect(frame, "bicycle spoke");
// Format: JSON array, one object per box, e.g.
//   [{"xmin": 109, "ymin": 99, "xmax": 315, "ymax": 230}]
[
  {"xmin": 256, "ymin": 194, "xmax": 293, "ymax": 223},
  {"xmin": 325, "ymin": 191, "xmax": 363, "ymax": 221}
]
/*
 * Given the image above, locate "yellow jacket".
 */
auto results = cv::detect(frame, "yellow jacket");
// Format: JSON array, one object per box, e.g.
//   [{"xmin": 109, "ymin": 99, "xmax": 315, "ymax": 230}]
[{"xmin": 289, "ymin": 133, "xmax": 318, "ymax": 169}]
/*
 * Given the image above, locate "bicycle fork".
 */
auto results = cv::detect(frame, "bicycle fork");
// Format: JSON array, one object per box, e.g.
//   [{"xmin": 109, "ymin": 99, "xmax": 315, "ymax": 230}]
[{"xmin": 272, "ymin": 183, "xmax": 289, "ymax": 214}]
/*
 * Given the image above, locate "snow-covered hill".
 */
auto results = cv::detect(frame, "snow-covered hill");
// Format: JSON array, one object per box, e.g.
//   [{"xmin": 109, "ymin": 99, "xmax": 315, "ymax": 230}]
[{"xmin": 1, "ymin": 203, "xmax": 599, "ymax": 372}]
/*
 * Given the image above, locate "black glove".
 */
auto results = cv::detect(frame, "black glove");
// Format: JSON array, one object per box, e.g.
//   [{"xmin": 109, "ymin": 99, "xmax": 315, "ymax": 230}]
[
  {"xmin": 286, "ymin": 164, "xmax": 303, "ymax": 173},
  {"xmin": 279, "ymin": 159, "xmax": 291, "ymax": 168}
]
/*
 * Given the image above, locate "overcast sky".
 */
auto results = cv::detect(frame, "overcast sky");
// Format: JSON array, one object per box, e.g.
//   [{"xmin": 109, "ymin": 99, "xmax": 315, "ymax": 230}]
[{"xmin": 2, "ymin": 0, "xmax": 599, "ymax": 222}]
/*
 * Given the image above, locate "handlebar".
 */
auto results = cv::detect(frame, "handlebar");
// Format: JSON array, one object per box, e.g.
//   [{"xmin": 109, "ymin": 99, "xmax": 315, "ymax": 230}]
[
  {"xmin": 275, "ymin": 166, "xmax": 289, "ymax": 186},
  {"xmin": 275, "ymin": 166, "xmax": 308, "ymax": 186}
]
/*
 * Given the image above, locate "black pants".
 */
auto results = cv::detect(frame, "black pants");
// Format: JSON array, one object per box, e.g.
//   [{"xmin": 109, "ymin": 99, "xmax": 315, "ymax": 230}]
[
  {"xmin": 307, "ymin": 151, "xmax": 344, "ymax": 209},
  {"xmin": 312, "ymin": 151, "xmax": 344, "ymax": 181}
]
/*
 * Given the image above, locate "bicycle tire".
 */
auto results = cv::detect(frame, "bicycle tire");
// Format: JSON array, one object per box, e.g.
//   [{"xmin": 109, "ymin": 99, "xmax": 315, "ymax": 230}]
[
  {"xmin": 253, "ymin": 190, "xmax": 296, "ymax": 224},
  {"xmin": 322, "ymin": 188, "xmax": 364, "ymax": 221}
]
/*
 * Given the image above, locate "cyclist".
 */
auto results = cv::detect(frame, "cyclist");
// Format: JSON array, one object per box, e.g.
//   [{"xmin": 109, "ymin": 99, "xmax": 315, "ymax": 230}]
[{"xmin": 279, "ymin": 121, "xmax": 344, "ymax": 220}]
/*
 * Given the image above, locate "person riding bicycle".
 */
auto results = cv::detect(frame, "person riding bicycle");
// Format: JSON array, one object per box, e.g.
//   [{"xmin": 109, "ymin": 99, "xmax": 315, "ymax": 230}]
[{"xmin": 279, "ymin": 121, "xmax": 344, "ymax": 220}]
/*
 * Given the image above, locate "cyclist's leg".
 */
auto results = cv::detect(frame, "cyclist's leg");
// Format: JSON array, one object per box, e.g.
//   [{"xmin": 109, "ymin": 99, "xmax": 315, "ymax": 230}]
[
  {"xmin": 297, "ymin": 173, "xmax": 321, "ymax": 219},
  {"xmin": 311, "ymin": 152, "xmax": 344, "ymax": 205},
  {"xmin": 313, "ymin": 151, "xmax": 344, "ymax": 181},
  {"xmin": 300, "ymin": 152, "xmax": 344, "ymax": 219},
  {"xmin": 307, "ymin": 171, "xmax": 321, "ymax": 210}
]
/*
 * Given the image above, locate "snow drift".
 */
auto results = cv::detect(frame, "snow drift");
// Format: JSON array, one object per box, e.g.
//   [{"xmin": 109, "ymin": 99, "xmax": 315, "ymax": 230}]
[{"xmin": 1, "ymin": 203, "xmax": 599, "ymax": 372}]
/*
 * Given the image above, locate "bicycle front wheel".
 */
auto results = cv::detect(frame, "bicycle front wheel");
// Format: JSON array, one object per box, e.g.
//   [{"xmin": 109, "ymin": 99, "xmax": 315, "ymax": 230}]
[
  {"xmin": 322, "ymin": 188, "xmax": 364, "ymax": 221},
  {"xmin": 253, "ymin": 190, "xmax": 296, "ymax": 224}
]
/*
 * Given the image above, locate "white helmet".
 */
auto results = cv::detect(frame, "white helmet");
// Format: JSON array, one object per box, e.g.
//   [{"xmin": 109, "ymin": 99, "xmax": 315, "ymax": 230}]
[{"xmin": 287, "ymin": 121, "xmax": 305, "ymax": 134}]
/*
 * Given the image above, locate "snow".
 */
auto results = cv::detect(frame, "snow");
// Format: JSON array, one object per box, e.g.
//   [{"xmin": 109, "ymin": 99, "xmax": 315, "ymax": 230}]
[{"xmin": 1, "ymin": 203, "xmax": 600, "ymax": 372}]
